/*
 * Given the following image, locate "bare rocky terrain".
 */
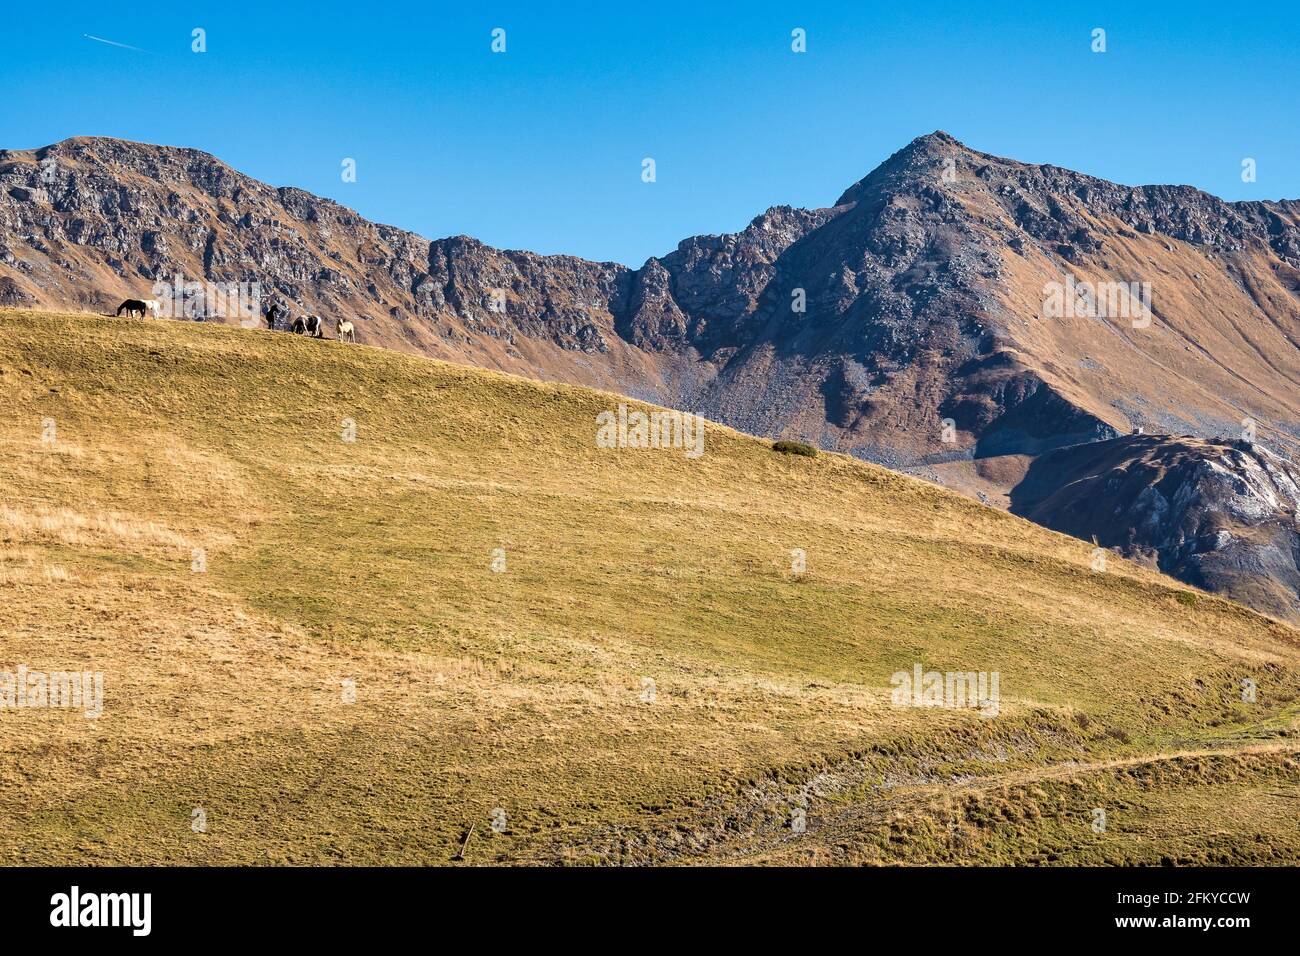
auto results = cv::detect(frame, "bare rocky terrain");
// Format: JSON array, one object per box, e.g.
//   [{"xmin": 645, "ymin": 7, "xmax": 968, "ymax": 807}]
[
  {"xmin": 1012, "ymin": 435, "xmax": 1300, "ymax": 622},
  {"xmin": 3, "ymin": 132, "xmax": 1299, "ymax": 619}
]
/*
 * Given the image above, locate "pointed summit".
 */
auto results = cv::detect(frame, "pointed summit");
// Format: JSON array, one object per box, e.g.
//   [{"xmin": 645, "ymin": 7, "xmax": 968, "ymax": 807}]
[
  {"xmin": 904, "ymin": 130, "xmax": 963, "ymax": 152},
  {"xmin": 834, "ymin": 131, "xmax": 974, "ymax": 206}
]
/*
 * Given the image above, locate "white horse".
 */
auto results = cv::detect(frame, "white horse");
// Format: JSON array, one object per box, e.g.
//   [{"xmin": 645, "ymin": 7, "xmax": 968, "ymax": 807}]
[
  {"xmin": 143, "ymin": 299, "xmax": 161, "ymax": 318},
  {"xmin": 336, "ymin": 319, "xmax": 355, "ymax": 343}
]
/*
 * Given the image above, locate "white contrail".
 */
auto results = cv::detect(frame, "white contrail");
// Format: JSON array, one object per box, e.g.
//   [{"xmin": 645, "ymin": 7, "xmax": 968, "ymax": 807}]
[{"xmin": 83, "ymin": 34, "xmax": 149, "ymax": 53}]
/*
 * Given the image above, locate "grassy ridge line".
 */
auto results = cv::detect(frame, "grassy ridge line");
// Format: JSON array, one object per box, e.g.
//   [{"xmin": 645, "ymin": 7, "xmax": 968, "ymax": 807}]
[{"xmin": 0, "ymin": 309, "xmax": 1297, "ymax": 865}]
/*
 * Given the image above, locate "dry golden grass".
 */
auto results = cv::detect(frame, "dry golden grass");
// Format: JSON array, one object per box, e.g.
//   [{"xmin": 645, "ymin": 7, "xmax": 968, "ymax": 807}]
[{"xmin": 0, "ymin": 309, "xmax": 1297, "ymax": 865}]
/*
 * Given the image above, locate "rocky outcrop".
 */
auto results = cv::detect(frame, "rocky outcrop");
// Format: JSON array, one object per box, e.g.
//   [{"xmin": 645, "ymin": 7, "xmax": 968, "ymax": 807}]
[{"xmin": 1012, "ymin": 436, "xmax": 1300, "ymax": 622}]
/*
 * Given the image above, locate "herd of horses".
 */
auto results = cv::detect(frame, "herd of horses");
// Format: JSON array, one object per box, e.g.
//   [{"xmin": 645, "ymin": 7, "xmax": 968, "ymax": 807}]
[
  {"xmin": 115, "ymin": 299, "xmax": 356, "ymax": 342},
  {"xmin": 263, "ymin": 304, "xmax": 356, "ymax": 341}
]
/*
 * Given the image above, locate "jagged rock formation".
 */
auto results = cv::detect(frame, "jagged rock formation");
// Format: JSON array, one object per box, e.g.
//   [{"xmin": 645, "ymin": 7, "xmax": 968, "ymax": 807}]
[
  {"xmin": 3, "ymin": 132, "xmax": 1300, "ymax": 618},
  {"xmin": 1012, "ymin": 436, "xmax": 1300, "ymax": 622}
]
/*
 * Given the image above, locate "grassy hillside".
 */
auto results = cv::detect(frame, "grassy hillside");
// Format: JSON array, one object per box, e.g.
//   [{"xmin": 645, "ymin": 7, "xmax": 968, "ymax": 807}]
[{"xmin": 1, "ymin": 309, "xmax": 1298, "ymax": 865}]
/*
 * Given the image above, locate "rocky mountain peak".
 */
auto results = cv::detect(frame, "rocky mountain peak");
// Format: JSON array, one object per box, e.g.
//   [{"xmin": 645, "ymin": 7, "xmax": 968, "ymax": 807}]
[
  {"xmin": 3, "ymin": 132, "xmax": 1300, "ymax": 617},
  {"xmin": 833, "ymin": 130, "xmax": 978, "ymax": 207}
]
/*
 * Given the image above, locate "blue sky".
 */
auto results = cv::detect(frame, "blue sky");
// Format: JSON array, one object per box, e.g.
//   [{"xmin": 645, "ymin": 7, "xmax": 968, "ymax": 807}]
[{"xmin": 1, "ymin": 1, "xmax": 1296, "ymax": 266}]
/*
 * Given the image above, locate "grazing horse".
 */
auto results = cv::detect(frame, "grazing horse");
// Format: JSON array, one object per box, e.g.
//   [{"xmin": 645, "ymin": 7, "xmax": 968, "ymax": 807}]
[
  {"xmin": 264, "ymin": 303, "xmax": 285, "ymax": 330},
  {"xmin": 116, "ymin": 298, "xmax": 147, "ymax": 318},
  {"xmin": 336, "ymin": 318, "xmax": 355, "ymax": 343},
  {"xmin": 290, "ymin": 315, "xmax": 325, "ymax": 337},
  {"xmin": 142, "ymin": 299, "xmax": 161, "ymax": 318}
]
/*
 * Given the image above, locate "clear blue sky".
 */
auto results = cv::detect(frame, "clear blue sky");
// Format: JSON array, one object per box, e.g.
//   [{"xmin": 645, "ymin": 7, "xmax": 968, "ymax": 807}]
[{"xmin": 1, "ymin": 1, "xmax": 1296, "ymax": 267}]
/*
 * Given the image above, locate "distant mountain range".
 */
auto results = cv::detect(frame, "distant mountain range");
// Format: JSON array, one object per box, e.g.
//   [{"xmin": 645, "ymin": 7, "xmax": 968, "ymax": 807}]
[{"xmin": 3, "ymin": 132, "xmax": 1298, "ymax": 620}]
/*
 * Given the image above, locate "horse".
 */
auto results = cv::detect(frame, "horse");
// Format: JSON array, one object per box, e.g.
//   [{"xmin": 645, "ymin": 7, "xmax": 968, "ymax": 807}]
[
  {"xmin": 116, "ymin": 299, "xmax": 147, "ymax": 318},
  {"xmin": 289, "ymin": 315, "xmax": 324, "ymax": 338},
  {"xmin": 142, "ymin": 299, "xmax": 161, "ymax": 318},
  {"xmin": 264, "ymin": 303, "xmax": 285, "ymax": 330},
  {"xmin": 336, "ymin": 318, "xmax": 355, "ymax": 343}
]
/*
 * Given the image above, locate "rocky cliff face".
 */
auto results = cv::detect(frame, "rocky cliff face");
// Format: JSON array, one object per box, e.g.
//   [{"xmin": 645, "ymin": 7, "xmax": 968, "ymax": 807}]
[
  {"xmin": 4, "ymin": 132, "xmax": 1300, "ymax": 619},
  {"xmin": 0, "ymin": 137, "xmax": 665, "ymax": 394},
  {"xmin": 1012, "ymin": 436, "xmax": 1300, "ymax": 622},
  {"xmin": 5, "ymin": 133, "xmax": 1298, "ymax": 459}
]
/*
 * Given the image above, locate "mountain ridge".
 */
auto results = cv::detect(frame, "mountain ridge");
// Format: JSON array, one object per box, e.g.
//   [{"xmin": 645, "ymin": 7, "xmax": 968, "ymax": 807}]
[{"xmin": 4, "ymin": 131, "xmax": 1300, "ymax": 618}]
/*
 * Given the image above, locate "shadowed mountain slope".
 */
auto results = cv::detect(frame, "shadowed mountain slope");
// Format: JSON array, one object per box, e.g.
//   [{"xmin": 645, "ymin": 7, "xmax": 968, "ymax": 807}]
[{"xmin": 1011, "ymin": 435, "xmax": 1300, "ymax": 623}]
